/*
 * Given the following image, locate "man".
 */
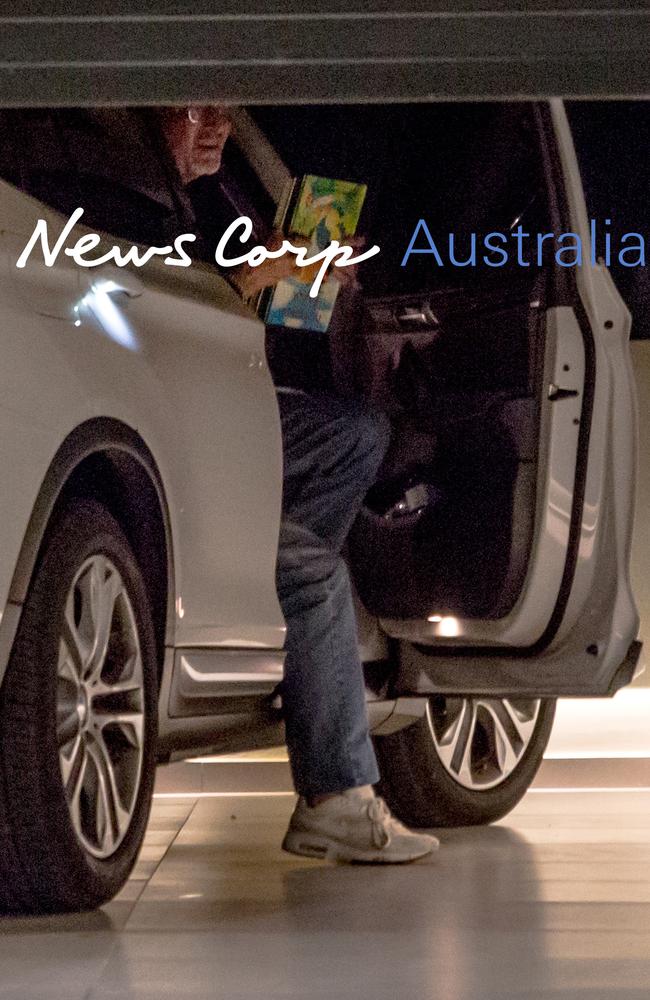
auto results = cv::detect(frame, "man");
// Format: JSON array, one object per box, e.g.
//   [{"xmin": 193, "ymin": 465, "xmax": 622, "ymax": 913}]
[{"xmin": 158, "ymin": 104, "xmax": 439, "ymax": 863}]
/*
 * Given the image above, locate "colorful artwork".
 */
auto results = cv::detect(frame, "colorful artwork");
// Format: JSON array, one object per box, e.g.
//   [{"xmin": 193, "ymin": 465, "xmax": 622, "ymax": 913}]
[
  {"xmin": 266, "ymin": 275, "xmax": 340, "ymax": 331},
  {"xmin": 291, "ymin": 175, "xmax": 368, "ymax": 248},
  {"xmin": 265, "ymin": 175, "xmax": 367, "ymax": 333}
]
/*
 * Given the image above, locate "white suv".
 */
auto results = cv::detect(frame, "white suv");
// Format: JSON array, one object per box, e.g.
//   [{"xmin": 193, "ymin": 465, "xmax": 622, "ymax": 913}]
[{"xmin": 0, "ymin": 98, "xmax": 640, "ymax": 913}]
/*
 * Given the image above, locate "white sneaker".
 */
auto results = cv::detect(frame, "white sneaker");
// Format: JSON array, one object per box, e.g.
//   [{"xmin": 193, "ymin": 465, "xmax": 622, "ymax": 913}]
[{"xmin": 282, "ymin": 786, "xmax": 439, "ymax": 863}]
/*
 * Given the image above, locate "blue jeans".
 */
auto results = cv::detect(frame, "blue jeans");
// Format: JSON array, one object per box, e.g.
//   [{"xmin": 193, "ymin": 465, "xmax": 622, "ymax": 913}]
[{"xmin": 275, "ymin": 389, "xmax": 391, "ymax": 797}]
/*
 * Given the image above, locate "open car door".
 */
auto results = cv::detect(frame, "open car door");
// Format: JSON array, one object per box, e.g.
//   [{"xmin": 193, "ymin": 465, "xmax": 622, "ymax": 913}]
[
  {"xmin": 388, "ymin": 101, "xmax": 640, "ymax": 699},
  {"xmin": 231, "ymin": 99, "xmax": 640, "ymax": 700}
]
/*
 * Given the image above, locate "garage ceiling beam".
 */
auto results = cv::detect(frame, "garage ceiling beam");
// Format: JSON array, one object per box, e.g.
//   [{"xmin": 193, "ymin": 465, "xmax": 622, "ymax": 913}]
[{"xmin": 0, "ymin": 2, "xmax": 649, "ymax": 104}]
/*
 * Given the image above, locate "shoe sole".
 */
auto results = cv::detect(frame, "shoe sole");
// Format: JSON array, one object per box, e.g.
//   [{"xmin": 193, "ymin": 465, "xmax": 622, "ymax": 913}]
[{"xmin": 282, "ymin": 830, "xmax": 439, "ymax": 864}]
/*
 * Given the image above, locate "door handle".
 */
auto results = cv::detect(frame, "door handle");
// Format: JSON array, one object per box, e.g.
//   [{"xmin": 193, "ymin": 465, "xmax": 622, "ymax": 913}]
[
  {"xmin": 395, "ymin": 304, "xmax": 439, "ymax": 328},
  {"xmin": 85, "ymin": 268, "xmax": 144, "ymax": 299},
  {"xmin": 79, "ymin": 268, "xmax": 141, "ymax": 350}
]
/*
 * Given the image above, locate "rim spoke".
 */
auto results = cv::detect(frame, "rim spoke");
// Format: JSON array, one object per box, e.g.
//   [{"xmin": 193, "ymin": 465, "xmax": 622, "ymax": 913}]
[
  {"xmin": 60, "ymin": 604, "xmax": 89, "ymax": 680},
  {"xmin": 93, "ymin": 710, "xmax": 144, "ymax": 750},
  {"xmin": 452, "ymin": 700, "xmax": 478, "ymax": 785},
  {"xmin": 67, "ymin": 742, "xmax": 89, "ymax": 833},
  {"xmin": 501, "ymin": 699, "xmax": 538, "ymax": 745},
  {"xmin": 91, "ymin": 653, "xmax": 143, "ymax": 699},
  {"xmin": 57, "ymin": 708, "xmax": 81, "ymax": 750},
  {"xmin": 83, "ymin": 558, "xmax": 121, "ymax": 682},
  {"xmin": 91, "ymin": 746, "xmax": 115, "ymax": 855},
  {"xmin": 57, "ymin": 647, "xmax": 80, "ymax": 688},
  {"xmin": 429, "ymin": 696, "xmax": 541, "ymax": 791},
  {"xmin": 481, "ymin": 700, "xmax": 522, "ymax": 777},
  {"xmin": 56, "ymin": 554, "xmax": 146, "ymax": 859},
  {"xmin": 88, "ymin": 736, "xmax": 130, "ymax": 853},
  {"xmin": 435, "ymin": 699, "xmax": 477, "ymax": 785},
  {"xmin": 60, "ymin": 731, "xmax": 84, "ymax": 788}
]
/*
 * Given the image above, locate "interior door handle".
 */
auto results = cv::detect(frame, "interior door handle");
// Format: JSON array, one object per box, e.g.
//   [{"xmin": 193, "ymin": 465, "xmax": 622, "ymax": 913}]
[{"xmin": 396, "ymin": 305, "xmax": 439, "ymax": 327}]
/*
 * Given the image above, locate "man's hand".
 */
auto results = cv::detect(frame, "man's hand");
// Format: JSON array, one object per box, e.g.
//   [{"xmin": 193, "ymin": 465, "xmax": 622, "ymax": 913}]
[
  {"xmin": 231, "ymin": 230, "xmax": 309, "ymax": 301},
  {"xmin": 230, "ymin": 230, "xmax": 365, "ymax": 302},
  {"xmin": 331, "ymin": 235, "xmax": 365, "ymax": 291}
]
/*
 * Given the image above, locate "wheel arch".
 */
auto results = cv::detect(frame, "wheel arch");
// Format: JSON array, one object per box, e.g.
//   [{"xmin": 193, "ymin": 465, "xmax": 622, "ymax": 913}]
[{"xmin": 2, "ymin": 418, "xmax": 174, "ymax": 686}]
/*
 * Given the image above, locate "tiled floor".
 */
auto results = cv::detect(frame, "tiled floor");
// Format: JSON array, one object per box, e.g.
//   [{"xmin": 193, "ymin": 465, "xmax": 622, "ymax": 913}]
[{"xmin": 1, "ymin": 777, "xmax": 650, "ymax": 1000}]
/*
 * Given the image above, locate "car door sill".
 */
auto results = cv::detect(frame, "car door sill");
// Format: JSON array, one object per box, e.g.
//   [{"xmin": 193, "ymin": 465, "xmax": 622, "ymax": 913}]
[{"xmin": 170, "ymin": 647, "xmax": 285, "ymax": 717}]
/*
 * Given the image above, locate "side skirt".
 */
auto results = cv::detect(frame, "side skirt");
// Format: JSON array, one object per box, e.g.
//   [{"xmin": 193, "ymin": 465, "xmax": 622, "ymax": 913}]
[{"xmin": 157, "ymin": 647, "xmax": 430, "ymax": 761}]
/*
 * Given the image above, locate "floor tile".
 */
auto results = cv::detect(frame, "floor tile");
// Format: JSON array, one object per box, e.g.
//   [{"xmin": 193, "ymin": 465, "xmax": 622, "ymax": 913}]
[{"xmin": 2, "ymin": 771, "xmax": 650, "ymax": 999}]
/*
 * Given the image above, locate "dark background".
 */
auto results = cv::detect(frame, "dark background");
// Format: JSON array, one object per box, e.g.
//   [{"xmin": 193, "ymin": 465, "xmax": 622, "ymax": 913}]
[{"xmin": 246, "ymin": 101, "xmax": 650, "ymax": 336}]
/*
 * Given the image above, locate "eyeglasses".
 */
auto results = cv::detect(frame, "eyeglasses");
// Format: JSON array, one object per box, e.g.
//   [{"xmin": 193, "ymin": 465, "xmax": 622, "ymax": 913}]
[{"xmin": 186, "ymin": 105, "xmax": 231, "ymax": 127}]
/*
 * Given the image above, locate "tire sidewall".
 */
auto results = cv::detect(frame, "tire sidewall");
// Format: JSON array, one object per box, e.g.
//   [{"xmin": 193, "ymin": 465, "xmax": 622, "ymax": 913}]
[
  {"xmin": 1, "ymin": 499, "xmax": 158, "ymax": 910},
  {"xmin": 375, "ymin": 697, "xmax": 556, "ymax": 828}
]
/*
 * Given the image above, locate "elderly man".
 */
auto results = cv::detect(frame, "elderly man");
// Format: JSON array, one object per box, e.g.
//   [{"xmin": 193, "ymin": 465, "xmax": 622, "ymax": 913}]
[{"xmin": 157, "ymin": 103, "xmax": 440, "ymax": 862}]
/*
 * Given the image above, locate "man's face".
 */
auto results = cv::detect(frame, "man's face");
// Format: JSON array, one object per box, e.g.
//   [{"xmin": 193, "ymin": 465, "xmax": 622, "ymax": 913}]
[{"xmin": 162, "ymin": 105, "xmax": 232, "ymax": 184}]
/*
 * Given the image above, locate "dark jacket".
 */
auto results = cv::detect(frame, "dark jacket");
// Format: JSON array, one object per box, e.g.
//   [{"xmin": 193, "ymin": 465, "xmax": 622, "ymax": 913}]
[{"xmin": 0, "ymin": 108, "xmax": 199, "ymax": 251}]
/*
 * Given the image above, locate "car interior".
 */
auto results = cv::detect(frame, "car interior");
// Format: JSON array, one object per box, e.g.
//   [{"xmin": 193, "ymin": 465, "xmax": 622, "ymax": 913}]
[{"xmin": 200, "ymin": 102, "xmax": 559, "ymax": 623}]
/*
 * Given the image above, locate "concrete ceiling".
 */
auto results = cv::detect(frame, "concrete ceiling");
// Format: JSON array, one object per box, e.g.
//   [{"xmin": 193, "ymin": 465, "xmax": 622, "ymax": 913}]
[{"xmin": 0, "ymin": 2, "xmax": 648, "ymax": 105}]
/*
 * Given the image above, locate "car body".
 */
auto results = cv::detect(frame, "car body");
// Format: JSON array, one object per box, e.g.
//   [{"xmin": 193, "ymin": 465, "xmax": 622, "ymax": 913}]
[{"xmin": 0, "ymin": 97, "xmax": 641, "ymax": 912}]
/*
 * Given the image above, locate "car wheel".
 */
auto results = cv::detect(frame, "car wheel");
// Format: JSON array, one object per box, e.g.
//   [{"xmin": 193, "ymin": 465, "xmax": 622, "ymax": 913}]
[
  {"xmin": 374, "ymin": 695, "xmax": 556, "ymax": 827},
  {"xmin": 0, "ymin": 499, "xmax": 158, "ymax": 914}
]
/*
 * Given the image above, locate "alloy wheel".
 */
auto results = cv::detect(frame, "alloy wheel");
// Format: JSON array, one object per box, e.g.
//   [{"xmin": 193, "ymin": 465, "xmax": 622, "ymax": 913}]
[
  {"xmin": 56, "ymin": 555, "xmax": 145, "ymax": 859},
  {"xmin": 426, "ymin": 695, "xmax": 542, "ymax": 791}
]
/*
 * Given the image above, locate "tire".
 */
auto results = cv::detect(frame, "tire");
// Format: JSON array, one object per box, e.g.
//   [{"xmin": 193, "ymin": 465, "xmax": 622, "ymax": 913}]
[
  {"xmin": 0, "ymin": 499, "xmax": 158, "ymax": 914},
  {"xmin": 374, "ymin": 695, "xmax": 556, "ymax": 827}
]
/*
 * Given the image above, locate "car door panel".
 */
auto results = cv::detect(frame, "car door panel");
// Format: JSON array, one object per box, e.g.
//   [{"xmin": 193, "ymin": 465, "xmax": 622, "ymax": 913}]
[
  {"xmin": 391, "ymin": 102, "xmax": 640, "ymax": 695},
  {"xmin": 71, "ymin": 249, "xmax": 286, "ymax": 651},
  {"xmin": 236, "ymin": 98, "xmax": 639, "ymax": 697},
  {"xmin": 375, "ymin": 304, "xmax": 585, "ymax": 643}
]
